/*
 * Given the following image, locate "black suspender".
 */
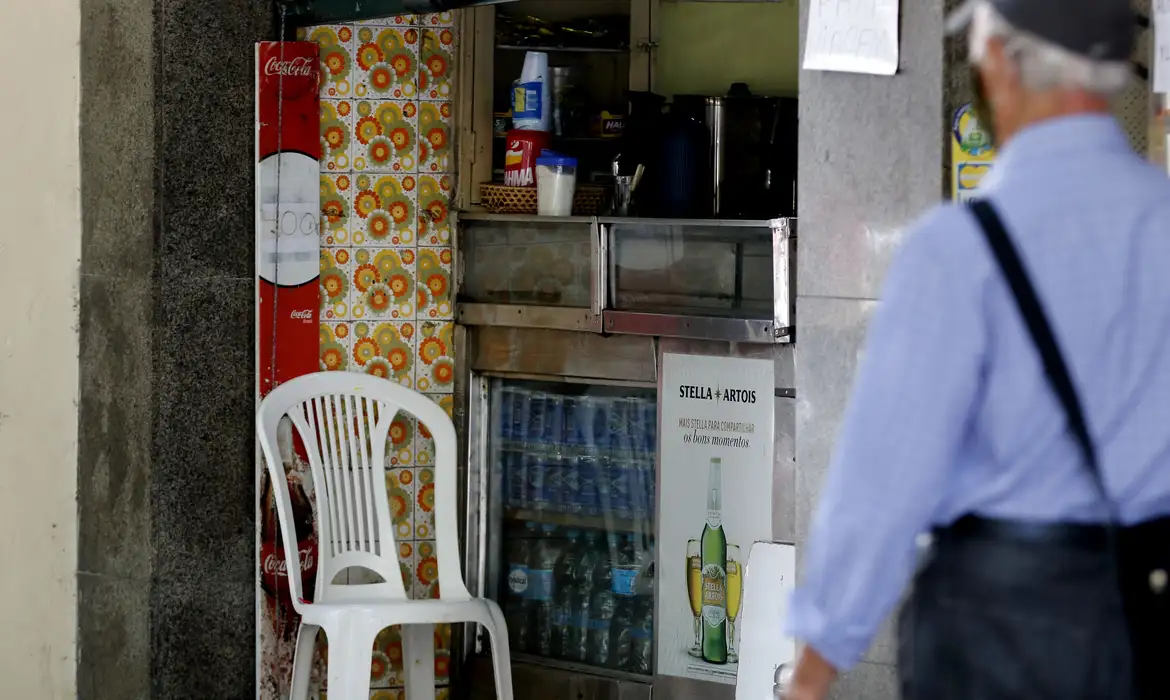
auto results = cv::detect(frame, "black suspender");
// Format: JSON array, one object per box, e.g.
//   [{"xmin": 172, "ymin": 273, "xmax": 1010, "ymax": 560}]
[{"xmin": 967, "ymin": 200, "xmax": 1109, "ymax": 505}]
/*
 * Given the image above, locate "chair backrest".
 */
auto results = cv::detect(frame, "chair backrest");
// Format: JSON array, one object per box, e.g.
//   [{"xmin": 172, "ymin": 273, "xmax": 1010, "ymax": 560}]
[{"xmin": 256, "ymin": 372, "xmax": 470, "ymax": 609}]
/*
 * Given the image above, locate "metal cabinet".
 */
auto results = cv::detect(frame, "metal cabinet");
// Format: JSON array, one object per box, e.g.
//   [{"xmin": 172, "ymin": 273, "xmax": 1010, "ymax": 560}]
[{"xmin": 456, "ymin": 213, "xmax": 795, "ymax": 344}]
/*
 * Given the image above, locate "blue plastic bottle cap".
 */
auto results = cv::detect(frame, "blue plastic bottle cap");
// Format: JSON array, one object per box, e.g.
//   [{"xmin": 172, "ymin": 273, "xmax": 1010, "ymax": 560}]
[{"xmin": 536, "ymin": 150, "xmax": 578, "ymax": 169}]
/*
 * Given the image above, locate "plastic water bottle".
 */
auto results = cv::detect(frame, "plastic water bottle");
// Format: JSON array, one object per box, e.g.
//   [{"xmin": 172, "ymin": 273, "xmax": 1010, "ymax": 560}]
[
  {"xmin": 609, "ymin": 535, "xmax": 640, "ymax": 670},
  {"xmin": 628, "ymin": 596, "xmax": 654, "ymax": 675},
  {"xmin": 551, "ymin": 530, "xmax": 581, "ymax": 658},
  {"xmin": 587, "ymin": 534, "xmax": 619, "ymax": 667},
  {"xmin": 567, "ymin": 530, "xmax": 601, "ymax": 662},
  {"xmin": 505, "ymin": 523, "xmax": 535, "ymax": 652},
  {"xmin": 528, "ymin": 524, "xmax": 561, "ymax": 656}
]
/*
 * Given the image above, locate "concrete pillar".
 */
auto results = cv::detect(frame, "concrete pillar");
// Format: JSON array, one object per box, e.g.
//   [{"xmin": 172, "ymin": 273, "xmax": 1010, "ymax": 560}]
[
  {"xmin": 0, "ymin": 0, "xmax": 82, "ymax": 696},
  {"xmin": 794, "ymin": 0, "xmax": 963, "ymax": 696},
  {"xmin": 76, "ymin": 0, "xmax": 276, "ymax": 697}
]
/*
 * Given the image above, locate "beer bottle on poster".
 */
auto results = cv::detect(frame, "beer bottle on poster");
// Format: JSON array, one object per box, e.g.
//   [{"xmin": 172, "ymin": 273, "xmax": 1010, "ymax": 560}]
[{"xmin": 700, "ymin": 457, "xmax": 728, "ymax": 664}]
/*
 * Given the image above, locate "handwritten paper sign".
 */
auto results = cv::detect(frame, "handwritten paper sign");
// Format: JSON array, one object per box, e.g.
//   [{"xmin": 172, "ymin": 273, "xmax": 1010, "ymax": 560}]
[
  {"xmin": 1156, "ymin": 0, "xmax": 1170, "ymax": 93},
  {"xmin": 803, "ymin": 0, "xmax": 900, "ymax": 75}
]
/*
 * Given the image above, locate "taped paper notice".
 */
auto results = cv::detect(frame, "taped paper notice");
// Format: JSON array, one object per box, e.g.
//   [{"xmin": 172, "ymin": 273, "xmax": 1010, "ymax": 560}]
[{"xmin": 803, "ymin": 0, "xmax": 900, "ymax": 76}]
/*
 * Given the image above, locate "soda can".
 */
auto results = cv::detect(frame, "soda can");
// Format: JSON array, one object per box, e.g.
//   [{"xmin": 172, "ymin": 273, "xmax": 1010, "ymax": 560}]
[
  {"xmin": 503, "ymin": 448, "xmax": 527, "ymax": 507},
  {"xmin": 627, "ymin": 457, "xmax": 645, "ymax": 519},
  {"xmin": 623, "ymin": 398, "xmax": 647, "ymax": 455},
  {"xmin": 589, "ymin": 397, "xmax": 617, "ymax": 451},
  {"xmin": 576, "ymin": 455, "xmax": 602, "ymax": 516},
  {"xmin": 498, "ymin": 386, "xmax": 516, "ymax": 442},
  {"xmin": 596, "ymin": 456, "xmax": 614, "ymax": 515},
  {"xmin": 526, "ymin": 453, "xmax": 549, "ymax": 510},
  {"xmin": 639, "ymin": 399, "xmax": 658, "ymax": 455},
  {"xmin": 526, "ymin": 392, "xmax": 548, "ymax": 448},
  {"xmin": 560, "ymin": 455, "xmax": 582, "ymax": 513},
  {"xmin": 608, "ymin": 458, "xmax": 633, "ymax": 518},
  {"xmin": 544, "ymin": 455, "xmax": 565, "ymax": 512},
  {"xmin": 540, "ymin": 394, "xmax": 565, "ymax": 446},
  {"xmin": 507, "ymin": 388, "xmax": 532, "ymax": 444},
  {"xmin": 562, "ymin": 395, "xmax": 581, "ymax": 445},
  {"xmin": 574, "ymin": 396, "xmax": 601, "ymax": 448}
]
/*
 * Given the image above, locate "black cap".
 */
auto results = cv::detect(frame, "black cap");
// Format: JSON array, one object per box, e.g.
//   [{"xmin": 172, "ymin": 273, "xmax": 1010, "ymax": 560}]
[{"xmin": 946, "ymin": 0, "xmax": 1135, "ymax": 62}]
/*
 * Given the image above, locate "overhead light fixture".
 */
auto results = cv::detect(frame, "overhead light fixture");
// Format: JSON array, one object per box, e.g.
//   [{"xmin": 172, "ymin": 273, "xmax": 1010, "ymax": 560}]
[{"xmin": 278, "ymin": 0, "xmax": 518, "ymax": 25}]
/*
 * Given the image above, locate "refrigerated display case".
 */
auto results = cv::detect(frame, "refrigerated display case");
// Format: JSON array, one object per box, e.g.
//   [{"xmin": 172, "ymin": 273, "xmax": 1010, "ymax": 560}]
[
  {"xmin": 489, "ymin": 380, "xmax": 657, "ymax": 676},
  {"xmin": 452, "ymin": 213, "xmax": 796, "ymax": 700}
]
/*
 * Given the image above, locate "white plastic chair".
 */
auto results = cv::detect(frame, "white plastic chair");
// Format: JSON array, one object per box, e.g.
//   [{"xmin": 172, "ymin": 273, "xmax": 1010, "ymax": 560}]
[{"xmin": 256, "ymin": 372, "xmax": 514, "ymax": 700}]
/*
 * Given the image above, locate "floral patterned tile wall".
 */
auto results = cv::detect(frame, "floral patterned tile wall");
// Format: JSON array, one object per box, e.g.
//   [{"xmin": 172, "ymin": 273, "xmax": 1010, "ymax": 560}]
[{"xmin": 298, "ymin": 12, "xmax": 458, "ymax": 700}]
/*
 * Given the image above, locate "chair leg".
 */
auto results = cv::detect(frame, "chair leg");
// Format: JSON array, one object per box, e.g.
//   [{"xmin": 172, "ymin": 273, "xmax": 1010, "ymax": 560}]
[
  {"xmin": 290, "ymin": 622, "xmax": 320, "ymax": 700},
  {"xmin": 402, "ymin": 624, "xmax": 436, "ymax": 700},
  {"xmin": 325, "ymin": 618, "xmax": 378, "ymax": 700},
  {"xmin": 482, "ymin": 608, "xmax": 515, "ymax": 700}
]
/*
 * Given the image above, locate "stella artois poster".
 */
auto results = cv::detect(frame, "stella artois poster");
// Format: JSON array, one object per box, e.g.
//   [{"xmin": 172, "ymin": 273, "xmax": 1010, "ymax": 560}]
[
  {"xmin": 657, "ymin": 353, "xmax": 775, "ymax": 684},
  {"xmin": 255, "ymin": 40, "xmax": 321, "ymax": 699}
]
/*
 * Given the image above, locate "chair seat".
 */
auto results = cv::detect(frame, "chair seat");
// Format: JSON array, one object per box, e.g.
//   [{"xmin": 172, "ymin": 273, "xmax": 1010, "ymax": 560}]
[{"xmin": 299, "ymin": 596, "xmax": 499, "ymax": 628}]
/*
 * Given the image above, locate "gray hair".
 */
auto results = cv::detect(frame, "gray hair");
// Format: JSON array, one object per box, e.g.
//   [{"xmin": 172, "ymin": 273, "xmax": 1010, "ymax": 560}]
[{"xmin": 968, "ymin": 1, "xmax": 1131, "ymax": 97}]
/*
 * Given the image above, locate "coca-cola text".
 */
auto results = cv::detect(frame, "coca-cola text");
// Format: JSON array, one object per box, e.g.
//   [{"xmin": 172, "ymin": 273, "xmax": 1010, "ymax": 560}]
[
  {"xmin": 262, "ymin": 544, "xmax": 317, "ymax": 577},
  {"xmin": 265, "ymin": 56, "xmax": 315, "ymax": 78}
]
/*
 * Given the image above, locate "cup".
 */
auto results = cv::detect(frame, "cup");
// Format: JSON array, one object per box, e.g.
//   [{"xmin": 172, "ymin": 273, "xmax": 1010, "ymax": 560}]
[{"xmin": 612, "ymin": 176, "xmax": 635, "ymax": 216}]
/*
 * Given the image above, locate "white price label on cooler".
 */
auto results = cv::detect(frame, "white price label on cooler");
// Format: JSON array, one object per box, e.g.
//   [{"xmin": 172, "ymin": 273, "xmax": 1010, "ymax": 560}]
[{"xmin": 257, "ymin": 202, "xmax": 319, "ymax": 286}]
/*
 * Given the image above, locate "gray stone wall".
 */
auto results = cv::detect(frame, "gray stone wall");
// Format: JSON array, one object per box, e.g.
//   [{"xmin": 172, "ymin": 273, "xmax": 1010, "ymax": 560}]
[
  {"xmin": 794, "ymin": 0, "xmax": 954, "ymax": 696},
  {"xmin": 78, "ymin": 0, "xmax": 277, "ymax": 697}
]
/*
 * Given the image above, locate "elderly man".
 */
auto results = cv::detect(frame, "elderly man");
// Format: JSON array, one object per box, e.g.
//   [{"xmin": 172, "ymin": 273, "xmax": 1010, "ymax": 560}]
[{"xmin": 784, "ymin": 1, "xmax": 1170, "ymax": 699}]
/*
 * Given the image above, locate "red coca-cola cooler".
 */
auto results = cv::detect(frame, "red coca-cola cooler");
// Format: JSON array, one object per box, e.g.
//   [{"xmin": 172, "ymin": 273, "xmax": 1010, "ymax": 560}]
[{"xmin": 254, "ymin": 39, "xmax": 323, "ymax": 686}]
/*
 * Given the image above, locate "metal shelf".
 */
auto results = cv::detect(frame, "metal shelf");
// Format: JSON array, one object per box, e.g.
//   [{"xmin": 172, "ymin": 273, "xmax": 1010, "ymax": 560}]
[
  {"xmin": 504, "ymin": 508, "xmax": 648, "ymax": 534},
  {"xmin": 497, "ymin": 44, "xmax": 629, "ymax": 54}
]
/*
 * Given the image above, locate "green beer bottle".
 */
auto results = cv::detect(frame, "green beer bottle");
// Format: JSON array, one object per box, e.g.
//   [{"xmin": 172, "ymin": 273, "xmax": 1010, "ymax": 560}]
[{"xmin": 700, "ymin": 457, "xmax": 728, "ymax": 664}]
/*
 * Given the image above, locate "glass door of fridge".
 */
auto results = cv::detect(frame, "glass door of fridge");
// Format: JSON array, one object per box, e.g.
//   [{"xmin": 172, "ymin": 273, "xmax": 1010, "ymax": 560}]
[{"xmin": 486, "ymin": 377, "xmax": 657, "ymax": 678}]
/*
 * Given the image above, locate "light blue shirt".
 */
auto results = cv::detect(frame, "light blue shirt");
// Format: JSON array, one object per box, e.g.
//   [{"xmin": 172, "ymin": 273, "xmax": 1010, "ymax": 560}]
[{"xmin": 788, "ymin": 114, "xmax": 1170, "ymax": 671}]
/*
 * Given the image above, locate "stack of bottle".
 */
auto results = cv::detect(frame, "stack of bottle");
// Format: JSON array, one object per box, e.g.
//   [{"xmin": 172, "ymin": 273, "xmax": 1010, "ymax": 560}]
[
  {"xmin": 498, "ymin": 388, "xmax": 657, "ymax": 520},
  {"xmin": 503, "ymin": 523, "xmax": 655, "ymax": 675}
]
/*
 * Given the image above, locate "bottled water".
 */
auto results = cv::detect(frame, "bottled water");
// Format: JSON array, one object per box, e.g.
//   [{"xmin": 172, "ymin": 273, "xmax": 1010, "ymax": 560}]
[
  {"xmin": 628, "ymin": 596, "xmax": 654, "ymax": 675},
  {"xmin": 528, "ymin": 523, "xmax": 561, "ymax": 657},
  {"xmin": 609, "ymin": 534, "xmax": 640, "ymax": 671},
  {"xmin": 504, "ymin": 522, "xmax": 536, "ymax": 652},
  {"xmin": 586, "ymin": 534, "xmax": 618, "ymax": 667},
  {"xmin": 551, "ymin": 530, "xmax": 581, "ymax": 658},
  {"xmin": 566, "ymin": 530, "xmax": 601, "ymax": 662}
]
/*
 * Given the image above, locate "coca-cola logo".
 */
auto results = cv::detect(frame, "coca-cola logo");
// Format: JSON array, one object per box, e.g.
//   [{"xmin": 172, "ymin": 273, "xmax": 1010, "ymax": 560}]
[
  {"xmin": 289, "ymin": 309, "xmax": 313, "ymax": 321},
  {"xmin": 263, "ymin": 543, "xmax": 317, "ymax": 578},
  {"xmin": 259, "ymin": 44, "xmax": 319, "ymax": 101},
  {"xmin": 265, "ymin": 56, "xmax": 315, "ymax": 78}
]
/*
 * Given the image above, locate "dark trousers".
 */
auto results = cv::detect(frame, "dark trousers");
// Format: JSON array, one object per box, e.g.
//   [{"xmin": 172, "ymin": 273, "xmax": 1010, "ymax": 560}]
[{"xmin": 897, "ymin": 516, "xmax": 1170, "ymax": 700}]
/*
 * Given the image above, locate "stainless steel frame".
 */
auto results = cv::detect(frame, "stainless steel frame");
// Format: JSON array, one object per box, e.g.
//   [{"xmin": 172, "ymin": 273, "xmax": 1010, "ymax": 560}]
[
  {"xmin": 456, "ymin": 325, "xmax": 796, "ymax": 700},
  {"xmin": 452, "ymin": 211, "xmax": 797, "ymax": 700},
  {"xmin": 454, "ymin": 212, "xmax": 796, "ymax": 344}
]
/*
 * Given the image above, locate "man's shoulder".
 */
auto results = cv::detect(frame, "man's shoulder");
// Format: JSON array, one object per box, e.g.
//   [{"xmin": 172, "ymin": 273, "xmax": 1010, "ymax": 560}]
[{"xmin": 896, "ymin": 201, "xmax": 986, "ymax": 268}]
